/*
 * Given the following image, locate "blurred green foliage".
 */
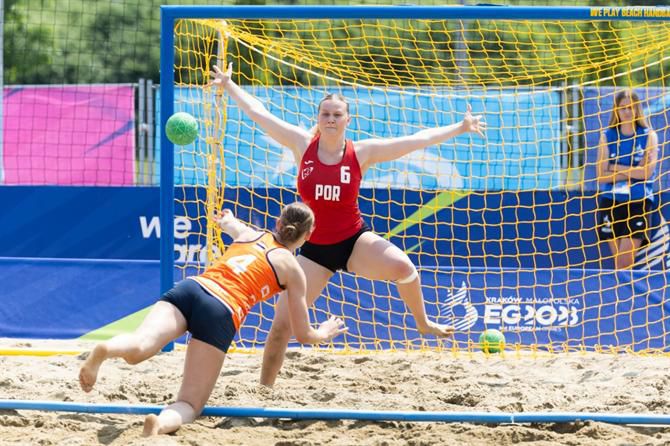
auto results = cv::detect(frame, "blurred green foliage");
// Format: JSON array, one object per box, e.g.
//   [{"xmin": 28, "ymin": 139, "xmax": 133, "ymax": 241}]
[{"xmin": 4, "ymin": 0, "xmax": 669, "ymax": 86}]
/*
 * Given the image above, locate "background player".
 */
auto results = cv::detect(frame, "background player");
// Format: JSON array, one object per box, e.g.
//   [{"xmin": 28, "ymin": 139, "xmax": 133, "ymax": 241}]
[{"xmin": 597, "ymin": 89, "xmax": 658, "ymax": 270}]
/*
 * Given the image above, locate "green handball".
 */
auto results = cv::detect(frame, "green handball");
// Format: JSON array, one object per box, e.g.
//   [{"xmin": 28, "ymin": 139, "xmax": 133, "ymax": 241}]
[
  {"xmin": 479, "ymin": 329, "xmax": 505, "ymax": 354},
  {"xmin": 165, "ymin": 112, "xmax": 198, "ymax": 146}
]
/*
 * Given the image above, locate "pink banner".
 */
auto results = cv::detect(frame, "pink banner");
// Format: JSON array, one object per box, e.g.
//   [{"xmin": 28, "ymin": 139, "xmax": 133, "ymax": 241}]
[{"xmin": 3, "ymin": 85, "xmax": 135, "ymax": 185}]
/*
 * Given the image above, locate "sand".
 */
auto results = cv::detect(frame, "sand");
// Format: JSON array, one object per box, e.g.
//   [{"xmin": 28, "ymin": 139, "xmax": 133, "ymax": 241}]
[{"xmin": 1, "ymin": 340, "xmax": 670, "ymax": 445}]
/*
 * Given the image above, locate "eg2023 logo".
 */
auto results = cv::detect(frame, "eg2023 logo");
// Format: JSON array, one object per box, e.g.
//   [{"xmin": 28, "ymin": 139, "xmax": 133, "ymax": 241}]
[{"xmin": 440, "ymin": 282, "xmax": 581, "ymax": 332}]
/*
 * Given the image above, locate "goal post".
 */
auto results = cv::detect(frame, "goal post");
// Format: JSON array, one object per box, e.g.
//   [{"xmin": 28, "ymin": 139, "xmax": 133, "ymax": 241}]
[{"xmin": 160, "ymin": 5, "xmax": 670, "ymax": 354}]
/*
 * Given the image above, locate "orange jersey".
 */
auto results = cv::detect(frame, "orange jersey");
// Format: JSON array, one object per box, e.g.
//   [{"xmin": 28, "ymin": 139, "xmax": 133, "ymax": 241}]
[{"xmin": 192, "ymin": 232, "xmax": 285, "ymax": 329}]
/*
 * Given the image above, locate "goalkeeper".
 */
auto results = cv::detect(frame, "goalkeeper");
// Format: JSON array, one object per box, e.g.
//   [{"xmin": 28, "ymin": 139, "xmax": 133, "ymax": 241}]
[{"xmin": 211, "ymin": 63, "xmax": 485, "ymax": 388}]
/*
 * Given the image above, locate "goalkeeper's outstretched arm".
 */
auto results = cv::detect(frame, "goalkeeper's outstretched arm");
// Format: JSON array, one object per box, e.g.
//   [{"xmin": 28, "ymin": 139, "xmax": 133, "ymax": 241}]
[{"xmin": 210, "ymin": 63, "xmax": 311, "ymax": 161}]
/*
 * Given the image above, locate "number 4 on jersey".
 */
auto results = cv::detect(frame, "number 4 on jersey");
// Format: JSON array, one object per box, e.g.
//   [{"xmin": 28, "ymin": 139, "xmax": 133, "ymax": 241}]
[{"xmin": 226, "ymin": 254, "xmax": 256, "ymax": 274}]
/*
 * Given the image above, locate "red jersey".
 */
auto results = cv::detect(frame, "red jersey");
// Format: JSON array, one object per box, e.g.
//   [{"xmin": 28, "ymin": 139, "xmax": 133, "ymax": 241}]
[
  {"xmin": 192, "ymin": 232, "xmax": 285, "ymax": 329},
  {"xmin": 297, "ymin": 135, "xmax": 364, "ymax": 244}
]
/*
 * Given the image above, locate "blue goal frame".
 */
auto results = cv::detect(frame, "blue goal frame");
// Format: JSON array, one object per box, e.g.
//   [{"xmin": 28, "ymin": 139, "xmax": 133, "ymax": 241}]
[{"xmin": 158, "ymin": 4, "xmax": 670, "ymax": 299}]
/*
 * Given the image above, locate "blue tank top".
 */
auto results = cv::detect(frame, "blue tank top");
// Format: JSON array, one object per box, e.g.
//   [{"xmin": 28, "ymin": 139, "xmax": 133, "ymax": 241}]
[{"xmin": 599, "ymin": 126, "xmax": 655, "ymax": 203}]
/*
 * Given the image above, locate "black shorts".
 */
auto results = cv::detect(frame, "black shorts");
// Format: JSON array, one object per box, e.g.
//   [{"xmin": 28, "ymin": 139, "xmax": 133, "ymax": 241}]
[
  {"xmin": 597, "ymin": 198, "xmax": 651, "ymax": 242},
  {"xmin": 299, "ymin": 225, "xmax": 370, "ymax": 273},
  {"xmin": 159, "ymin": 279, "xmax": 236, "ymax": 353}
]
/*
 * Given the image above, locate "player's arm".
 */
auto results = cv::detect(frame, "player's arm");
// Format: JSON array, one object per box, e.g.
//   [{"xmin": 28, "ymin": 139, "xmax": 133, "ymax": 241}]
[
  {"xmin": 355, "ymin": 104, "xmax": 485, "ymax": 170},
  {"xmin": 270, "ymin": 250, "xmax": 347, "ymax": 344},
  {"xmin": 213, "ymin": 209, "xmax": 259, "ymax": 241},
  {"xmin": 596, "ymin": 131, "xmax": 615, "ymax": 184},
  {"xmin": 210, "ymin": 63, "xmax": 311, "ymax": 161},
  {"xmin": 608, "ymin": 130, "xmax": 658, "ymax": 181}
]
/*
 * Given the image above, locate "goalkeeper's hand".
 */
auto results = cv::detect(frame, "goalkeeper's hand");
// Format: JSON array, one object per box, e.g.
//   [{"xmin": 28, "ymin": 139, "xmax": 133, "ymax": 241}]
[{"xmin": 210, "ymin": 62, "xmax": 233, "ymax": 92}]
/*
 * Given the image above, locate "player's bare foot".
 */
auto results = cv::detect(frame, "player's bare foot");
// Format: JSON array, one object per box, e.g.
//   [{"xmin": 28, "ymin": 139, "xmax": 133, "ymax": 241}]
[
  {"xmin": 78, "ymin": 344, "xmax": 107, "ymax": 392},
  {"xmin": 418, "ymin": 321, "xmax": 454, "ymax": 338},
  {"xmin": 142, "ymin": 414, "xmax": 161, "ymax": 437}
]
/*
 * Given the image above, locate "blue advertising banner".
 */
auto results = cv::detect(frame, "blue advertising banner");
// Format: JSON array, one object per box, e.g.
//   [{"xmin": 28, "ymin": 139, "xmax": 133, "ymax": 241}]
[
  {"xmin": 0, "ymin": 186, "xmax": 160, "ymax": 259},
  {"xmin": 3, "ymin": 187, "xmax": 670, "ymax": 348},
  {"xmin": 432, "ymin": 267, "xmax": 670, "ymax": 352},
  {"xmin": 3, "ymin": 186, "xmax": 670, "ymax": 270},
  {"xmin": 582, "ymin": 87, "xmax": 670, "ymax": 192},
  {"xmin": 0, "ymin": 257, "xmax": 159, "ymax": 339},
  {"xmin": 298, "ymin": 266, "xmax": 670, "ymax": 352},
  {"xmin": 3, "ymin": 257, "xmax": 669, "ymax": 353},
  {"xmin": 158, "ymin": 87, "xmax": 562, "ymax": 190}
]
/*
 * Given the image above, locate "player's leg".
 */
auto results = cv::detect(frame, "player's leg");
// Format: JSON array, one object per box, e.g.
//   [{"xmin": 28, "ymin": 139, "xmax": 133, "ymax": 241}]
[
  {"xmin": 346, "ymin": 232, "xmax": 453, "ymax": 338},
  {"xmin": 606, "ymin": 238, "xmax": 619, "ymax": 268},
  {"xmin": 79, "ymin": 300, "xmax": 187, "ymax": 392},
  {"xmin": 611, "ymin": 200, "xmax": 648, "ymax": 270},
  {"xmin": 614, "ymin": 237, "xmax": 643, "ymax": 270},
  {"xmin": 598, "ymin": 198, "xmax": 617, "ymax": 268},
  {"xmin": 260, "ymin": 255, "xmax": 332, "ymax": 387},
  {"xmin": 143, "ymin": 338, "xmax": 225, "ymax": 436}
]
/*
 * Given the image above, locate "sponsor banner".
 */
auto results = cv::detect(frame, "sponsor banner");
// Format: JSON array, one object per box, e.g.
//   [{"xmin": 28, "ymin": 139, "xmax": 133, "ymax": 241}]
[
  {"xmin": 0, "ymin": 186, "xmax": 160, "ymax": 259},
  {"xmin": 5, "ymin": 256, "xmax": 668, "ymax": 353},
  {"xmin": 252, "ymin": 267, "xmax": 670, "ymax": 352},
  {"xmin": 0, "ymin": 257, "xmax": 159, "ymax": 339},
  {"xmin": 433, "ymin": 268, "xmax": 670, "ymax": 352},
  {"xmin": 0, "ymin": 186, "xmax": 602, "ymax": 267},
  {"xmin": 582, "ymin": 87, "xmax": 670, "ymax": 192},
  {"xmin": 3, "ymin": 85, "xmax": 135, "ymax": 186},
  {"xmin": 2, "ymin": 186, "xmax": 670, "ymax": 270},
  {"xmin": 158, "ymin": 87, "xmax": 562, "ymax": 190}
]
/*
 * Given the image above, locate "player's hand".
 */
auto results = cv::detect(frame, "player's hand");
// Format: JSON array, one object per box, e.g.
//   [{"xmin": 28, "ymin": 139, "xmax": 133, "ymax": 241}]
[
  {"xmin": 212, "ymin": 208, "xmax": 235, "ymax": 231},
  {"xmin": 461, "ymin": 104, "xmax": 486, "ymax": 137},
  {"xmin": 316, "ymin": 316, "xmax": 348, "ymax": 342},
  {"xmin": 210, "ymin": 62, "xmax": 233, "ymax": 91}
]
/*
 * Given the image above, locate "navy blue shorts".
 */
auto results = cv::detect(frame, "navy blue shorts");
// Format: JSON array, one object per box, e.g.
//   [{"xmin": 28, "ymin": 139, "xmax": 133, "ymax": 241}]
[
  {"xmin": 299, "ymin": 225, "xmax": 370, "ymax": 273},
  {"xmin": 598, "ymin": 198, "xmax": 650, "ymax": 242},
  {"xmin": 159, "ymin": 279, "xmax": 236, "ymax": 353}
]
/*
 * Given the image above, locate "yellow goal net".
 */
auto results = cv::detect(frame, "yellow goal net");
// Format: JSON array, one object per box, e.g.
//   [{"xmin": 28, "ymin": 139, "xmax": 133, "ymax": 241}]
[{"xmin": 162, "ymin": 6, "xmax": 670, "ymax": 354}]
